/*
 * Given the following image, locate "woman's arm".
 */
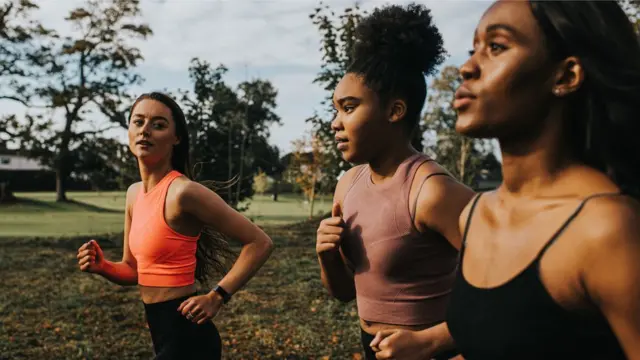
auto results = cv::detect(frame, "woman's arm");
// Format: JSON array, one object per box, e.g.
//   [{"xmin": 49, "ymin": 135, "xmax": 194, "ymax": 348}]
[
  {"xmin": 317, "ymin": 167, "xmax": 361, "ymax": 303},
  {"xmin": 179, "ymin": 182, "xmax": 274, "ymax": 296},
  {"xmin": 93, "ymin": 183, "xmax": 139, "ymax": 286},
  {"xmin": 582, "ymin": 198, "xmax": 640, "ymax": 360},
  {"xmin": 413, "ymin": 171, "xmax": 476, "ymax": 251}
]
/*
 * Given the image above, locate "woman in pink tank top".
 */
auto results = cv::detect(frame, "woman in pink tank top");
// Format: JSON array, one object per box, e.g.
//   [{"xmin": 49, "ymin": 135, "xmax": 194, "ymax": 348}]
[
  {"xmin": 76, "ymin": 92, "xmax": 274, "ymax": 359},
  {"xmin": 315, "ymin": 4, "xmax": 475, "ymax": 360}
]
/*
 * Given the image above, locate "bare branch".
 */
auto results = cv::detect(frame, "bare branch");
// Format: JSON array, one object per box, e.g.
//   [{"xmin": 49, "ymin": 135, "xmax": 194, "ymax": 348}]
[{"xmin": 73, "ymin": 124, "xmax": 120, "ymax": 138}]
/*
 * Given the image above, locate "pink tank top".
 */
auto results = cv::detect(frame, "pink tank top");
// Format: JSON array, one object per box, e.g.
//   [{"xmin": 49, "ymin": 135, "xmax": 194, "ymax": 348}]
[
  {"xmin": 341, "ymin": 153, "xmax": 458, "ymax": 325},
  {"xmin": 128, "ymin": 170, "xmax": 200, "ymax": 287}
]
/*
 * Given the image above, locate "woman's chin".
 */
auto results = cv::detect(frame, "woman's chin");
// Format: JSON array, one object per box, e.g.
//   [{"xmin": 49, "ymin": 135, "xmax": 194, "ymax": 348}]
[{"xmin": 455, "ymin": 116, "xmax": 494, "ymax": 139}]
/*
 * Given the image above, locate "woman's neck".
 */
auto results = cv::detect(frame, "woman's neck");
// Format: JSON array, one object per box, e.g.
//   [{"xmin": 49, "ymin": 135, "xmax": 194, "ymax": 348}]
[
  {"xmin": 368, "ymin": 142, "xmax": 417, "ymax": 184},
  {"xmin": 138, "ymin": 159, "xmax": 173, "ymax": 193},
  {"xmin": 498, "ymin": 122, "xmax": 574, "ymax": 199}
]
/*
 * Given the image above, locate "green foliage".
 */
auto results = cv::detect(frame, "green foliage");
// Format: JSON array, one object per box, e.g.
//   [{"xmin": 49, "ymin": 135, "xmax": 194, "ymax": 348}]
[
  {"xmin": 0, "ymin": 0, "xmax": 152, "ymax": 201},
  {"xmin": 307, "ymin": 3, "xmax": 366, "ymax": 191},
  {"xmin": 253, "ymin": 169, "xmax": 270, "ymax": 195},
  {"xmin": 620, "ymin": 0, "xmax": 640, "ymax": 33},
  {"xmin": 178, "ymin": 58, "xmax": 281, "ymax": 207},
  {"xmin": 422, "ymin": 65, "xmax": 494, "ymax": 186}
]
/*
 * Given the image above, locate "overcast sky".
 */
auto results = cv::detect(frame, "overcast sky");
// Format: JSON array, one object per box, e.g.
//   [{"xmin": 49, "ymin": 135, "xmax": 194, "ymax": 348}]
[{"xmin": 2, "ymin": 0, "xmax": 493, "ymax": 153}]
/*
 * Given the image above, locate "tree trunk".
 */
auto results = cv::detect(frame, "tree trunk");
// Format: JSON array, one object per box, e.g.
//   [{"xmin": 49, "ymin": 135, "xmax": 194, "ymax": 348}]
[
  {"xmin": 272, "ymin": 177, "xmax": 279, "ymax": 202},
  {"xmin": 459, "ymin": 138, "xmax": 470, "ymax": 185},
  {"xmin": 411, "ymin": 130, "xmax": 424, "ymax": 153},
  {"xmin": 56, "ymin": 116, "xmax": 74, "ymax": 202},
  {"xmin": 235, "ymin": 100, "xmax": 250, "ymax": 205},
  {"xmin": 227, "ymin": 119, "xmax": 233, "ymax": 205},
  {"xmin": 235, "ymin": 128, "xmax": 247, "ymax": 205},
  {"xmin": 0, "ymin": 182, "xmax": 16, "ymax": 204},
  {"xmin": 308, "ymin": 172, "xmax": 317, "ymax": 219}
]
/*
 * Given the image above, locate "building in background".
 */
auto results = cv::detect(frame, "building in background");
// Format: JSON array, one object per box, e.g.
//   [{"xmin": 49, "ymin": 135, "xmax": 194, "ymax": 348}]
[{"xmin": 0, "ymin": 146, "xmax": 55, "ymax": 192}]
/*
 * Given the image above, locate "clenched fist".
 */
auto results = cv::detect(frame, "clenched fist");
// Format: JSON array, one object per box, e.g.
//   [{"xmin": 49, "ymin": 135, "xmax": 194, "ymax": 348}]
[
  {"xmin": 77, "ymin": 239, "xmax": 105, "ymax": 274},
  {"xmin": 316, "ymin": 202, "xmax": 346, "ymax": 255}
]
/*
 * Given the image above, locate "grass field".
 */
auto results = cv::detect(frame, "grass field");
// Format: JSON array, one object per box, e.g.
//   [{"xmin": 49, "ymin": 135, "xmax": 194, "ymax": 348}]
[
  {"xmin": 0, "ymin": 220, "xmax": 363, "ymax": 359},
  {"xmin": 0, "ymin": 192, "xmax": 332, "ymax": 237},
  {"xmin": 0, "ymin": 192, "xmax": 364, "ymax": 359}
]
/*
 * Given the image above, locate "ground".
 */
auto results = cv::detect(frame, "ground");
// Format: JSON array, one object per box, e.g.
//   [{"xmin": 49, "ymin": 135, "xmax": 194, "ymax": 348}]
[{"xmin": 0, "ymin": 193, "xmax": 364, "ymax": 359}]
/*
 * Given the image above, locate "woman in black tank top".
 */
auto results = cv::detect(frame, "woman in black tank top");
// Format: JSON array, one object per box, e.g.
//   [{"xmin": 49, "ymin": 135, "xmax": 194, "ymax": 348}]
[{"xmin": 444, "ymin": 1, "xmax": 640, "ymax": 359}]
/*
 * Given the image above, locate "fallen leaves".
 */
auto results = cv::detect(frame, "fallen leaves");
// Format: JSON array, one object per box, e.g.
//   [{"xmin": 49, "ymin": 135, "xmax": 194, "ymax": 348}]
[{"xmin": 1, "ymin": 221, "xmax": 364, "ymax": 359}]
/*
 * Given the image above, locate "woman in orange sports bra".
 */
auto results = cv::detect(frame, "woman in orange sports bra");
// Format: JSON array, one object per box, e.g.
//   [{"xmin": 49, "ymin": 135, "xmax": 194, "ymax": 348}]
[{"xmin": 76, "ymin": 92, "xmax": 274, "ymax": 359}]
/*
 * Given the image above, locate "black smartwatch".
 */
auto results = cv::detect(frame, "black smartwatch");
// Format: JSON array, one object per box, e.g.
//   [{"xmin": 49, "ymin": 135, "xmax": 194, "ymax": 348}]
[{"xmin": 213, "ymin": 284, "xmax": 232, "ymax": 304}]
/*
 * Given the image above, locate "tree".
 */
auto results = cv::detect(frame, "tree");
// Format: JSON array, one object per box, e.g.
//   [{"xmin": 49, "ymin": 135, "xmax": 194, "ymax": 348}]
[
  {"xmin": 0, "ymin": 0, "xmax": 50, "ymax": 104},
  {"xmin": 178, "ymin": 58, "xmax": 281, "ymax": 208},
  {"xmin": 234, "ymin": 79, "xmax": 280, "ymax": 205},
  {"xmin": 422, "ymin": 65, "xmax": 493, "ymax": 186},
  {"xmin": 620, "ymin": 0, "xmax": 640, "ymax": 33},
  {"xmin": 0, "ymin": 1, "xmax": 47, "ymax": 202},
  {"xmin": 252, "ymin": 169, "xmax": 269, "ymax": 195},
  {"xmin": 307, "ymin": 3, "xmax": 365, "ymax": 192},
  {"xmin": 0, "ymin": 0, "xmax": 152, "ymax": 202},
  {"xmin": 288, "ymin": 132, "xmax": 327, "ymax": 219},
  {"xmin": 251, "ymin": 136, "xmax": 285, "ymax": 201}
]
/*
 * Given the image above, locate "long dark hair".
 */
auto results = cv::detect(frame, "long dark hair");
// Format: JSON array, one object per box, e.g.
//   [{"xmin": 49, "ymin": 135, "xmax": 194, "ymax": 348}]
[
  {"xmin": 347, "ymin": 3, "xmax": 447, "ymax": 133},
  {"xmin": 130, "ymin": 92, "xmax": 236, "ymax": 285},
  {"xmin": 529, "ymin": 1, "xmax": 640, "ymax": 198}
]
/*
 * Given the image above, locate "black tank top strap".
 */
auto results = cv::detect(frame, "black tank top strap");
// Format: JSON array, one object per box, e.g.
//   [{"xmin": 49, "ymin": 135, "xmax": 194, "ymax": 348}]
[
  {"xmin": 462, "ymin": 193, "xmax": 483, "ymax": 246},
  {"xmin": 534, "ymin": 191, "xmax": 623, "ymax": 261},
  {"xmin": 458, "ymin": 192, "xmax": 483, "ymax": 262}
]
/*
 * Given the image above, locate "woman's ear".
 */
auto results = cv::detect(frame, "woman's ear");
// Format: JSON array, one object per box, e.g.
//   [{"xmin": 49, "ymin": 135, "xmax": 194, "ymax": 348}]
[
  {"xmin": 551, "ymin": 56, "xmax": 584, "ymax": 97},
  {"xmin": 388, "ymin": 99, "xmax": 407, "ymax": 124}
]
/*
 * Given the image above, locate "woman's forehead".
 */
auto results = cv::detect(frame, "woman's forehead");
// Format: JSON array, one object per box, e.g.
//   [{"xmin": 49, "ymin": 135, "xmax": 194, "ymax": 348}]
[{"xmin": 476, "ymin": 0, "xmax": 540, "ymax": 41}]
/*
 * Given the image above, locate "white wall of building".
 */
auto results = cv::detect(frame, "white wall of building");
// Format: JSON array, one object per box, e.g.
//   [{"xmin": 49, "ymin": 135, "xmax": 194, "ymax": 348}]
[{"xmin": 0, "ymin": 154, "xmax": 46, "ymax": 171}]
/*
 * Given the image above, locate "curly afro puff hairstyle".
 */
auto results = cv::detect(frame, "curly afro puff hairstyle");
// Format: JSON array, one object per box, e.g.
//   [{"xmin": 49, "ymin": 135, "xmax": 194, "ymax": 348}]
[{"xmin": 348, "ymin": 3, "xmax": 447, "ymax": 132}]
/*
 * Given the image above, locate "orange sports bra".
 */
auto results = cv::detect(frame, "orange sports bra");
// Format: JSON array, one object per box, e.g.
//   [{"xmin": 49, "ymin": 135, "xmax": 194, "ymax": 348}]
[{"xmin": 128, "ymin": 170, "xmax": 201, "ymax": 287}]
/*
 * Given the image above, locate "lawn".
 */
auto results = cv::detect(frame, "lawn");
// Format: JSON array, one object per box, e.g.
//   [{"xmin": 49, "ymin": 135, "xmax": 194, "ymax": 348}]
[
  {"xmin": 0, "ymin": 220, "xmax": 363, "ymax": 359},
  {"xmin": 0, "ymin": 192, "xmax": 365, "ymax": 359},
  {"xmin": 0, "ymin": 192, "xmax": 332, "ymax": 237}
]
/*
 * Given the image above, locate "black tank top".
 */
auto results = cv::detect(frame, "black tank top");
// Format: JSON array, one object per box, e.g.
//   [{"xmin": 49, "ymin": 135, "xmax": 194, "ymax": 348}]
[{"xmin": 446, "ymin": 193, "xmax": 626, "ymax": 360}]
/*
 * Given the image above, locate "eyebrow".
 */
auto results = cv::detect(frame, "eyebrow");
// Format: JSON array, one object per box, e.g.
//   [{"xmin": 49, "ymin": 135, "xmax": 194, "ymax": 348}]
[
  {"xmin": 334, "ymin": 96, "xmax": 361, "ymax": 105},
  {"xmin": 474, "ymin": 23, "xmax": 523, "ymax": 41},
  {"xmin": 131, "ymin": 114, "xmax": 169, "ymax": 122}
]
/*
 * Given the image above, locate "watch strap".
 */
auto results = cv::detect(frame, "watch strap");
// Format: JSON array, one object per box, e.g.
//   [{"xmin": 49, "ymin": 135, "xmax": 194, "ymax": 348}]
[{"xmin": 213, "ymin": 284, "xmax": 231, "ymax": 304}]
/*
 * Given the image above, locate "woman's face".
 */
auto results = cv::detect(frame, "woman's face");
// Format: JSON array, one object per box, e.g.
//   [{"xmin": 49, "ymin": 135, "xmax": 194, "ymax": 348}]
[
  {"xmin": 331, "ymin": 73, "xmax": 395, "ymax": 164},
  {"xmin": 454, "ymin": 0, "xmax": 557, "ymax": 141},
  {"xmin": 128, "ymin": 98, "xmax": 180, "ymax": 165}
]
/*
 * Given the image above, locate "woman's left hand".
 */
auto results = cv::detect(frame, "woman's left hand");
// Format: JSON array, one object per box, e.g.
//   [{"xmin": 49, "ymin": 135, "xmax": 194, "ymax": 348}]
[
  {"xmin": 370, "ymin": 329, "xmax": 433, "ymax": 360},
  {"xmin": 177, "ymin": 292, "xmax": 224, "ymax": 325}
]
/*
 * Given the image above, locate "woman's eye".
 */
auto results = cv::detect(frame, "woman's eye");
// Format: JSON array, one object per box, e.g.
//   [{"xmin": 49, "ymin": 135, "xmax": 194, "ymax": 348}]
[{"xmin": 489, "ymin": 42, "xmax": 507, "ymax": 53}]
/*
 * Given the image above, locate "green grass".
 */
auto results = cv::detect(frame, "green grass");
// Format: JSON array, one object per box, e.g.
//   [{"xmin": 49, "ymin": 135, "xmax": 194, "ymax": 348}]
[
  {"xmin": 0, "ymin": 192, "xmax": 332, "ymax": 238},
  {"xmin": 0, "ymin": 221, "xmax": 364, "ymax": 359}
]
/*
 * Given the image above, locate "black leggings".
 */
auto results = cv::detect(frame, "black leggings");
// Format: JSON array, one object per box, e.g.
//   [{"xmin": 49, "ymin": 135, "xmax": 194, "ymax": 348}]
[
  {"xmin": 361, "ymin": 328, "xmax": 458, "ymax": 360},
  {"xmin": 144, "ymin": 294, "xmax": 222, "ymax": 360}
]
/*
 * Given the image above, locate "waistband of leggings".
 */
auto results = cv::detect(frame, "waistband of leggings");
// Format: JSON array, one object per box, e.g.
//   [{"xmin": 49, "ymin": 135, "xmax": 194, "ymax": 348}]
[{"xmin": 143, "ymin": 292, "xmax": 197, "ymax": 313}]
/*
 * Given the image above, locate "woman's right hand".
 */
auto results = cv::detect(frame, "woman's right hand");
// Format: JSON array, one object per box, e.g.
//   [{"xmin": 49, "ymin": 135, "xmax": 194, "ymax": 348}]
[
  {"xmin": 77, "ymin": 240, "xmax": 105, "ymax": 274},
  {"xmin": 316, "ymin": 202, "xmax": 345, "ymax": 256}
]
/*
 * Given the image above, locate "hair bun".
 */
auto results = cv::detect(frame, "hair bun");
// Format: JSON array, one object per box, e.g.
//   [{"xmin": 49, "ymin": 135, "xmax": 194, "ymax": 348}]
[{"xmin": 353, "ymin": 3, "xmax": 447, "ymax": 75}]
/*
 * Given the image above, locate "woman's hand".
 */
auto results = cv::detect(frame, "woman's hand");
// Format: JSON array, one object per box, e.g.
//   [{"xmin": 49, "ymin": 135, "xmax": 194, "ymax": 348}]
[
  {"xmin": 77, "ymin": 240, "xmax": 105, "ymax": 274},
  {"xmin": 178, "ymin": 292, "xmax": 224, "ymax": 325},
  {"xmin": 370, "ymin": 329, "xmax": 433, "ymax": 360}
]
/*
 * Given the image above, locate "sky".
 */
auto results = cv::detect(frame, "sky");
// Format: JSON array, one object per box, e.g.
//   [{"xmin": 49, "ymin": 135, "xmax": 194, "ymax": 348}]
[{"xmin": 2, "ymin": 0, "xmax": 494, "ymax": 154}]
